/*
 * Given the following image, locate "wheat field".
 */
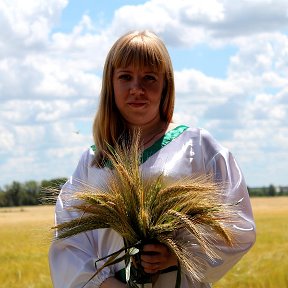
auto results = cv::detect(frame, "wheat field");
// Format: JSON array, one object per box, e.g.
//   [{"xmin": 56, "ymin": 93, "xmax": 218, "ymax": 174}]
[{"xmin": 0, "ymin": 197, "xmax": 287, "ymax": 288}]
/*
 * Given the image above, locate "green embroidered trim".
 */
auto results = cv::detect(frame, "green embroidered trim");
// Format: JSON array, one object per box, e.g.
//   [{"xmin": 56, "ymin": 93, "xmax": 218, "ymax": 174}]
[
  {"xmin": 91, "ymin": 125, "xmax": 189, "ymax": 167},
  {"xmin": 115, "ymin": 268, "xmax": 126, "ymax": 283},
  {"xmin": 141, "ymin": 125, "xmax": 189, "ymax": 164}
]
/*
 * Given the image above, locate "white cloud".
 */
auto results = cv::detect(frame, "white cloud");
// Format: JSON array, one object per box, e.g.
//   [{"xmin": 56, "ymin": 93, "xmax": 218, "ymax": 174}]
[
  {"xmin": 0, "ymin": 0, "xmax": 288, "ymax": 187},
  {"xmin": 182, "ymin": 0, "xmax": 225, "ymax": 23},
  {"xmin": 0, "ymin": 99, "xmax": 97, "ymax": 126},
  {"xmin": 0, "ymin": 125, "xmax": 15, "ymax": 153},
  {"xmin": 0, "ymin": 121, "xmax": 92, "ymax": 185},
  {"xmin": 229, "ymin": 33, "xmax": 288, "ymax": 77},
  {"xmin": 0, "ymin": 0, "xmax": 68, "ymax": 55},
  {"xmin": 171, "ymin": 30, "xmax": 288, "ymax": 187},
  {"xmin": 106, "ymin": 0, "xmax": 288, "ymax": 47},
  {"xmin": 213, "ymin": 0, "xmax": 288, "ymax": 37},
  {"xmin": 50, "ymin": 15, "xmax": 113, "ymax": 69},
  {"xmin": 175, "ymin": 69, "xmax": 242, "ymax": 101}
]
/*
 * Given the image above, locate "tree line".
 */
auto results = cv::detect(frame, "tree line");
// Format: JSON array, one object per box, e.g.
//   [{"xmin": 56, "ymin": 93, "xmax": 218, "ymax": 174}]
[
  {"xmin": 0, "ymin": 179, "xmax": 288, "ymax": 207},
  {"xmin": 0, "ymin": 178, "xmax": 67, "ymax": 207},
  {"xmin": 248, "ymin": 185, "xmax": 288, "ymax": 197}
]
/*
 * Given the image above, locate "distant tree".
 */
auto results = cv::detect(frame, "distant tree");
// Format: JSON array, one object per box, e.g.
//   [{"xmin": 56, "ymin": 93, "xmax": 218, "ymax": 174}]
[
  {"xmin": 40, "ymin": 177, "xmax": 67, "ymax": 205},
  {"xmin": 22, "ymin": 180, "xmax": 41, "ymax": 205},
  {"xmin": 5, "ymin": 181, "xmax": 22, "ymax": 206},
  {"xmin": 247, "ymin": 187, "xmax": 265, "ymax": 197},
  {"xmin": 0, "ymin": 189, "xmax": 8, "ymax": 206},
  {"xmin": 41, "ymin": 178, "xmax": 67, "ymax": 190},
  {"xmin": 268, "ymin": 184, "xmax": 276, "ymax": 197},
  {"xmin": 0, "ymin": 178, "xmax": 285, "ymax": 207},
  {"xmin": 0, "ymin": 178, "xmax": 68, "ymax": 207}
]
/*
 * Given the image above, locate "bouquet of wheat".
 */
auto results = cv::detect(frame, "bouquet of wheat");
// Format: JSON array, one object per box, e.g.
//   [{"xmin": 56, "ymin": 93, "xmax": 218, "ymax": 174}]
[{"xmin": 52, "ymin": 130, "xmax": 240, "ymax": 288}]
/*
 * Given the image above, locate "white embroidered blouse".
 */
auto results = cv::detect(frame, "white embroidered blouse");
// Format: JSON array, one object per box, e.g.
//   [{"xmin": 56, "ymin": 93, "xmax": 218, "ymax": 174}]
[{"xmin": 49, "ymin": 126, "xmax": 256, "ymax": 288}]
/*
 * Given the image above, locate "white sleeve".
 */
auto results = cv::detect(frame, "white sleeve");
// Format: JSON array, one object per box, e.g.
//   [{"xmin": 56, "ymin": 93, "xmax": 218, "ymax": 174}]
[
  {"xmin": 48, "ymin": 149, "xmax": 120, "ymax": 288},
  {"xmin": 180, "ymin": 129, "xmax": 256, "ymax": 284}
]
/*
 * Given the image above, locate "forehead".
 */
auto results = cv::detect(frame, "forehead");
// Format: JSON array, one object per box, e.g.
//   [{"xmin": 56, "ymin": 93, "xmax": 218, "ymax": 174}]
[
  {"xmin": 113, "ymin": 58, "xmax": 163, "ymax": 72},
  {"xmin": 114, "ymin": 65, "xmax": 160, "ymax": 73},
  {"xmin": 112, "ymin": 43, "xmax": 165, "ymax": 72}
]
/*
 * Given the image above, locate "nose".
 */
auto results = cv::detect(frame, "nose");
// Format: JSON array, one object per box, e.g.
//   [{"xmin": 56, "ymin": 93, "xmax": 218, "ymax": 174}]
[{"xmin": 130, "ymin": 78, "xmax": 144, "ymax": 95}]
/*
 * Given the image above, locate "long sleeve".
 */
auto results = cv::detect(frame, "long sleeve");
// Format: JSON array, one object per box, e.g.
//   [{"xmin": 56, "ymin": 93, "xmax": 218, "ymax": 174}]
[
  {"xmin": 179, "ymin": 129, "xmax": 256, "ymax": 285},
  {"xmin": 48, "ymin": 149, "xmax": 125, "ymax": 288}
]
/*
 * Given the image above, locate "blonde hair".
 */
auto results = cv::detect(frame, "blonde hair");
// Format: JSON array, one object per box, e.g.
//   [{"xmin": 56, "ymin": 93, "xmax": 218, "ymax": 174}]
[{"xmin": 92, "ymin": 30, "xmax": 175, "ymax": 166}]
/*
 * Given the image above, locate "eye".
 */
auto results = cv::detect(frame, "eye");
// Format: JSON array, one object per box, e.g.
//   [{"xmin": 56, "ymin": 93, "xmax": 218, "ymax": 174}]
[
  {"xmin": 144, "ymin": 74, "xmax": 157, "ymax": 81},
  {"xmin": 118, "ymin": 74, "xmax": 131, "ymax": 81}
]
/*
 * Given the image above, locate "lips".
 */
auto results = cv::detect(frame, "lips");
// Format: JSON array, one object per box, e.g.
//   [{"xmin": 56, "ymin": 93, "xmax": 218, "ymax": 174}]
[{"xmin": 127, "ymin": 102, "xmax": 147, "ymax": 108}]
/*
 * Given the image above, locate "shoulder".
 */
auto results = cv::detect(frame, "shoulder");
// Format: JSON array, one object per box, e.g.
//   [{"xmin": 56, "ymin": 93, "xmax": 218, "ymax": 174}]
[
  {"xmin": 178, "ymin": 125, "xmax": 220, "ymax": 144},
  {"xmin": 78, "ymin": 146, "xmax": 96, "ymax": 165},
  {"xmin": 198, "ymin": 128, "xmax": 225, "ymax": 150},
  {"xmin": 180, "ymin": 125, "xmax": 227, "ymax": 154},
  {"xmin": 71, "ymin": 146, "xmax": 96, "ymax": 179}
]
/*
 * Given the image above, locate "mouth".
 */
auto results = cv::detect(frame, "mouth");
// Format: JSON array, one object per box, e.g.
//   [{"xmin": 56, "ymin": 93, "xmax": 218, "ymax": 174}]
[{"xmin": 127, "ymin": 102, "xmax": 147, "ymax": 108}]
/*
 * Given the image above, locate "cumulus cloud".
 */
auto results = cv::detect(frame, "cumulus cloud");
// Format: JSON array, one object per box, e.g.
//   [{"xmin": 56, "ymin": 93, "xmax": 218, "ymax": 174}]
[
  {"xmin": 0, "ymin": 0, "xmax": 68, "ymax": 55},
  {"xmin": 172, "ymin": 31, "xmax": 288, "ymax": 187},
  {"xmin": 211, "ymin": 0, "xmax": 288, "ymax": 37},
  {"xmin": 107, "ymin": 0, "xmax": 288, "ymax": 47},
  {"xmin": 0, "ymin": 0, "xmax": 288, "ymax": 186},
  {"xmin": 0, "ymin": 0, "xmax": 100, "ymax": 186}
]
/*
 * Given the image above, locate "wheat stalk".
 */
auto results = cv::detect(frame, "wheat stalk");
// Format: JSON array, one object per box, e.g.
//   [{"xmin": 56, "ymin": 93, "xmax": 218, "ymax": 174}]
[{"xmin": 52, "ymin": 129, "xmax": 239, "ymax": 287}]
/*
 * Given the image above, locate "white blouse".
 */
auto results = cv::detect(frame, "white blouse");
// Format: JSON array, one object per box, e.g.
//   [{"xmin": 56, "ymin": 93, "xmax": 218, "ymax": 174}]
[{"xmin": 49, "ymin": 126, "xmax": 256, "ymax": 288}]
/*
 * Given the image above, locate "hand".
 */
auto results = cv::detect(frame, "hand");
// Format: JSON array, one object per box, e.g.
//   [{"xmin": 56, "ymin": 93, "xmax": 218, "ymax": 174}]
[{"xmin": 140, "ymin": 243, "xmax": 178, "ymax": 274}]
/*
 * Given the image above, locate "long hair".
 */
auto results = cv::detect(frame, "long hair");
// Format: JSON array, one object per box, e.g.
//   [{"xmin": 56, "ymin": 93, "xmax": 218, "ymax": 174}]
[{"xmin": 92, "ymin": 30, "xmax": 175, "ymax": 166}]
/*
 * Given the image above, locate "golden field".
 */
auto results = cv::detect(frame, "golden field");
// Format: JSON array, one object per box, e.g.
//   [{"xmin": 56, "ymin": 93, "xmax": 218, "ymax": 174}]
[{"xmin": 0, "ymin": 197, "xmax": 288, "ymax": 288}]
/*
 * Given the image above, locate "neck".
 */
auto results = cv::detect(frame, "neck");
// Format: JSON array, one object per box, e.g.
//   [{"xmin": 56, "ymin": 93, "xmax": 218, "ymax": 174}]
[
  {"xmin": 126, "ymin": 116, "xmax": 168, "ymax": 147},
  {"xmin": 141, "ymin": 121, "xmax": 168, "ymax": 147}
]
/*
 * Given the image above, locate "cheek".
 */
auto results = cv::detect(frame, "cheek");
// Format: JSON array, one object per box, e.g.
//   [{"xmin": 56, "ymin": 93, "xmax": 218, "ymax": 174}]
[
  {"xmin": 151, "ymin": 88, "xmax": 163, "ymax": 105},
  {"xmin": 148, "ymin": 81, "xmax": 164, "ymax": 103},
  {"xmin": 113, "ymin": 82, "xmax": 122, "ymax": 108},
  {"xmin": 114, "ymin": 93, "xmax": 122, "ymax": 111}
]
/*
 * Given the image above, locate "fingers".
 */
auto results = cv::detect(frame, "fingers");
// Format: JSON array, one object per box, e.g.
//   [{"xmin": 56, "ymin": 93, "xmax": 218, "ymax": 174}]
[
  {"xmin": 142, "ymin": 243, "xmax": 167, "ymax": 254},
  {"xmin": 140, "ymin": 243, "xmax": 178, "ymax": 274},
  {"xmin": 141, "ymin": 260, "xmax": 161, "ymax": 274}
]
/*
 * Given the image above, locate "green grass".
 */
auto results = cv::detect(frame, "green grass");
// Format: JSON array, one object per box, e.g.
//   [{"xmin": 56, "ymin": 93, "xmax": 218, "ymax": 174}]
[{"xmin": 0, "ymin": 198, "xmax": 288, "ymax": 287}]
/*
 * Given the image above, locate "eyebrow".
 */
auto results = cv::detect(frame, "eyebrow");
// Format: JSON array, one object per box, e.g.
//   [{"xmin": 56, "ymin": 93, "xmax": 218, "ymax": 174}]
[
  {"xmin": 115, "ymin": 69, "xmax": 158, "ymax": 74},
  {"xmin": 115, "ymin": 69, "xmax": 131, "ymax": 73}
]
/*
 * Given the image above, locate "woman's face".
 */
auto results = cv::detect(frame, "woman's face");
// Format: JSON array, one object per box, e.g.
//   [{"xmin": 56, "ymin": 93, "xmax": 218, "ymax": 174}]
[{"xmin": 113, "ymin": 65, "xmax": 164, "ymax": 127}]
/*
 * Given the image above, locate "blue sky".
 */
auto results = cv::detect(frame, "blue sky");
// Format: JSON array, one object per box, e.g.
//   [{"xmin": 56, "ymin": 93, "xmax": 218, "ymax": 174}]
[{"xmin": 0, "ymin": 0, "xmax": 288, "ymax": 188}]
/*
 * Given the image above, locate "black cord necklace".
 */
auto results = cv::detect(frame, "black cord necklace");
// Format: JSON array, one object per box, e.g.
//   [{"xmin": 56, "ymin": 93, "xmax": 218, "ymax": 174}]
[{"xmin": 143, "ymin": 124, "xmax": 167, "ymax": 147}]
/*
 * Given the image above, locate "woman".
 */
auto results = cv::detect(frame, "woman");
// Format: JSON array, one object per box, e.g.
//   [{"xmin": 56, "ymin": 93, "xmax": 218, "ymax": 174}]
[{"xmin": 49, "ymin": 30, "xmax": 256, "ymax": 288}]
